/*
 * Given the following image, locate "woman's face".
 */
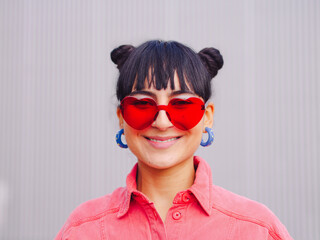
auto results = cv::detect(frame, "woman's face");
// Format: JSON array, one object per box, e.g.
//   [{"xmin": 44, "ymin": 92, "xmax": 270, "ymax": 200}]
[{"xmin": 117, "ymin": 73, "xmax": 214, "ymax": 170}]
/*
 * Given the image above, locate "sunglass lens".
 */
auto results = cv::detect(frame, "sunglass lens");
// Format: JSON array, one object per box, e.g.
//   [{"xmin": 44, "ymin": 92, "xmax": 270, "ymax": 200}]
[
  {"xmin": 168, "ymin": 98, "xmax": 205, "ymax": 130},
  {"xmin": 121, "ymin": 97, "xmax": 157, "ymax": 130}
]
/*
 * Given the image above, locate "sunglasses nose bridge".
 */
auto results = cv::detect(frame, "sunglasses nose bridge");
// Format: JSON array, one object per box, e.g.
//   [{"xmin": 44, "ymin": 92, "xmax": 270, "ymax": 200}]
[
  {"xmin": 157, "ymin": 105, "xmax": 168, "ymax": 111},
  {"xmin": 156, "ymin": 105, "xmax": 171, "ymax": 120},
  {"xmin": 152, "ymin": 105, "xmax": 172, "ymax": 128}
]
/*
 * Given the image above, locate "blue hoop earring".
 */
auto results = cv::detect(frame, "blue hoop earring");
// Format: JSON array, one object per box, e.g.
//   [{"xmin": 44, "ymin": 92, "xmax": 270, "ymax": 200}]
[
  {"xmin": 116, "ymin": 129, "xmax": 128, "ymax": 148},
  {"xmin": 200, "ymin": 127, "xmax": 214, "ymax": 147}
]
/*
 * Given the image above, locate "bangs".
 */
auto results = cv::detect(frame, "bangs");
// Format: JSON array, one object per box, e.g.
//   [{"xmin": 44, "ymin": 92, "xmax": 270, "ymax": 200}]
[{"xmin": 116, "ymin": 40, "xmax": 211, "ymax": 102}]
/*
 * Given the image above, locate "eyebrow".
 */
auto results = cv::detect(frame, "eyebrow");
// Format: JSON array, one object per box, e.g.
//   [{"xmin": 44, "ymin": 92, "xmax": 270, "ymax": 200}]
[
  {"xmin": 169, "ymin": 90, "xmax": 194, "ymax": 97},
  {"xmin": 129, "ymin": 89, "xmax": 195, "ymax": 98},
  {"xmin": 129, "ymin": 90, "xmax": 156, "ymax": 97}
]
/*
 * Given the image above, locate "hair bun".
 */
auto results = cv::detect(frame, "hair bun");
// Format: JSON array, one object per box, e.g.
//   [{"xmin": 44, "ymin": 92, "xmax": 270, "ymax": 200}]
[
  {"xmin": 198, "ymin": 47, "xmax": 224, "ymax": 78},
  {"xmin": 110, "ymin": 45, "xmax": 135, "ymax": 70}
]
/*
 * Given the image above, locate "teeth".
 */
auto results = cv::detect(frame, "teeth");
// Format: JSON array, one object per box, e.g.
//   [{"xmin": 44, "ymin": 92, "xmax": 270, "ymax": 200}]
[{"xmin": 149, "ymin": 137, "xmax": 178, "ymax": 142}]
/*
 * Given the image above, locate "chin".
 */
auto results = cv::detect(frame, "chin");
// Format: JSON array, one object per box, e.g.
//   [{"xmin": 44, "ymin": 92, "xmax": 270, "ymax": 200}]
[
  {"xmin": 139, "ymin": 153, "xmax": 188, "ymax": 170},
  {"xmin": 139, "ymin": 154, "xmax": 175, "ymax": 168}
]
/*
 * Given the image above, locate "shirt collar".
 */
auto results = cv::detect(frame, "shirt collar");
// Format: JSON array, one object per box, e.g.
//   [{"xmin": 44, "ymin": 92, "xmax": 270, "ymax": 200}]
[
  {"xmin": 117, "ymin": 156, "xmax": 213, "ymax": 218},
  {"xmin": 117, "ymin": 163, "xmax": 139, "ymax": 218},
  {"xmin": 189, "ymin": 156, "xmax": 214, "ymax": 215}
]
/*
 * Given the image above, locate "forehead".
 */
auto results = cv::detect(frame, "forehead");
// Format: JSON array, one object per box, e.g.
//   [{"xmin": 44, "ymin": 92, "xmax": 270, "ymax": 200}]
[
  {"xmin": 130, "ymin": 80, "xmax": 196, "ymax": 100},
  {"xmin": 132, "ymin": 71, "xmax": 192, "ymax": 92},
  {"xmin": 147, "ymin": 73, "xmax": 181, "ymax": 91}
]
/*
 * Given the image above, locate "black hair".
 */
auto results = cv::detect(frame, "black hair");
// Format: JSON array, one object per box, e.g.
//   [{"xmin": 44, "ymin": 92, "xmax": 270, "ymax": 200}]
[{"xmin": 111, "ymin": 40, "xmax": 223, "ymax": 102}]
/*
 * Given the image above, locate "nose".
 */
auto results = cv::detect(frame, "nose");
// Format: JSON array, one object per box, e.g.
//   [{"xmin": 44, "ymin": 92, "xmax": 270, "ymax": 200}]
[{"xmin": 152, "ymin": 110, "xmax": 173, "ymax": 130}]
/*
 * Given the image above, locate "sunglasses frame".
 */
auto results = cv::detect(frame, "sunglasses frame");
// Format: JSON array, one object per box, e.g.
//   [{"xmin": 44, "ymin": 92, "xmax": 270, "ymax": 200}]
[{"xmin": 120, "ymin": 96, "xmax": 205, "ymax": 130}]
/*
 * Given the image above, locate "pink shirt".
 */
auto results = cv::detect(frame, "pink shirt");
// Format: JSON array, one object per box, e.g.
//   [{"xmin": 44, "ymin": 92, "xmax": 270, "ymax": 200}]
[{"xmin": 55, "ymin": 156, "xmax": 293, "ymax": 239}]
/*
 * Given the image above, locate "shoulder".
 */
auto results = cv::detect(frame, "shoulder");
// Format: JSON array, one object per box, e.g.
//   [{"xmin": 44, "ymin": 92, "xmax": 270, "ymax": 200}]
[
  {"xmin": 211, "ymin": 185, "xmax": 292, "ymax": 240},
  {"xmin": 55, "ymin": 187, "xmax": 126, "ymax": 239},
  {"xmin": 68, "ymin": 187, "xmax": 125, "ymax": 223},
  {"xmin": 212, "ymin": 184, "xmax": 276, "ymax": 223}
]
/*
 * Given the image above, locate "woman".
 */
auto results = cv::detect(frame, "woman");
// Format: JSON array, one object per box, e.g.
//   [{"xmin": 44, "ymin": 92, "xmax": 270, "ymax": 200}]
[{"xmin": 55, "ymin": 40, "xmax": 293, "ymax": 239}]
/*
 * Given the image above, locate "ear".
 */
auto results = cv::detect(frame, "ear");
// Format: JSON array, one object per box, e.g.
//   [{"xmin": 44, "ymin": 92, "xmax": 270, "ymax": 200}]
[
  {"xmin": 117, "ymin": 107, "xmax": 124, "ymax": 129},
  {"xmin": 203, "ymin": 102, "xmax": 214, "ymax": 132}
]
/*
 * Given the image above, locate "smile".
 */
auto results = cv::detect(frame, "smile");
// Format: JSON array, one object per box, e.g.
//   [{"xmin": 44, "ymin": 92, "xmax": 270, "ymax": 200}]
[
  {"xmin": 146, "ymin": 137, "xmax": 180, "ymax": 142},
  {"xmin": 144, "ymin": 136, "xmax": 181, "ymax": 149}
]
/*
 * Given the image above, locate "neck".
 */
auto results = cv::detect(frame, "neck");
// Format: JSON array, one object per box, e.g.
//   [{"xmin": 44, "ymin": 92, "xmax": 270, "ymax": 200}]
[{"xmin": 137, "ymin": 157, "xmax": 195, "ymax": 222}]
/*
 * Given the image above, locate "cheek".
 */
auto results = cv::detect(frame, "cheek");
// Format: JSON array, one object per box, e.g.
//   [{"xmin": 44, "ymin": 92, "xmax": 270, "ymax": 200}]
[
  {"xmin": 189, "ymin": 121, "xmax": 205, "ymax": 142},
  {"xmin": 191, "ymin": 129, "xmax": 203, "ymax": 145},
  {"xmin": 193, "ymin": 117, "xmax": 205, "ymax": 131},
  {"xmin": 123, "ymin": 125, "xmax": 145, "ymax": 148},
  {"xmin": 124, "ymin": 125, "xmax": 137, "ymax": 141}
]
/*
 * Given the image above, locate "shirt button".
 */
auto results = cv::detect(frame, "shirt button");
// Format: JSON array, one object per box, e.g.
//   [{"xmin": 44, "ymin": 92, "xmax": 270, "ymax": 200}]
[
  {"xmin": 182, "ymin": 193, "xmax": 190, "ymax": 203},
  {"xmin": 172, "ymin": 211, "xmax": 182, "ymax": 220}
]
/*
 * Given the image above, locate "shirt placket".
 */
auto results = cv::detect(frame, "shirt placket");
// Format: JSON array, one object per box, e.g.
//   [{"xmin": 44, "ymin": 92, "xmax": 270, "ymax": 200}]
[
  {"xmin": 165, "ymin": 191, "xmax": 192, "ymax": 240},
  {"xmin": 144, "ymin": 202, "xmax": 167, "ymax": 240},
  {"xmin": 132, "ymin": 191, "xmax": 193, "ymax": 240}
]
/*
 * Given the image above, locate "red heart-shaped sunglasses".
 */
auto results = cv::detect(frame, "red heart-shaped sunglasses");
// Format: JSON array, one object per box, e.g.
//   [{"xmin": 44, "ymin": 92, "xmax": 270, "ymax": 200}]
[{"xmin": 120, "ymin": 97, "xmax": 205, "ymax": 130}]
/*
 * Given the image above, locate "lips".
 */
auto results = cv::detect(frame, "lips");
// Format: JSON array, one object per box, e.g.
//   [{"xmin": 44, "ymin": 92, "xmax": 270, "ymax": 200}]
[
  {"xmin": 145, "ymin": 136, "xmax": 180, "ymax": 142},
  {"xmin": 144, "ymin": 136, "xmax": 181, "ymax": 149}
]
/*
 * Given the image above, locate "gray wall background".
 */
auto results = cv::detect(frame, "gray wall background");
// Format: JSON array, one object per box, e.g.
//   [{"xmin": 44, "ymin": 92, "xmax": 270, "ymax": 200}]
[{"xmin": 0, "ymin": 0, "xmax": 319, "ymax": 239}]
